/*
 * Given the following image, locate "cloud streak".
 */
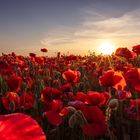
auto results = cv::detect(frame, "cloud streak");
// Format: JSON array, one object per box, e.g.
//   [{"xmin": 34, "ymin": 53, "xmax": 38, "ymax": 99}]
[
  {"xmin": 75, "ymin": 8, "xmax": 140, "ymax": 39},
  {"xmin": 40, "ymin": 8, "xmax": 140, "ymax": 50},
  {"xmin": 40, "ymin": 35, "xmax": 76, "ymax": 46}
]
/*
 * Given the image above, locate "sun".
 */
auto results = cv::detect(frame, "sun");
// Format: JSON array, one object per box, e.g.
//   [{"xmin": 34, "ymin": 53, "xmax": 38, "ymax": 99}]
[{"xmin": 98, "ymin": 41, "xmax": 115, "ymax": 55}]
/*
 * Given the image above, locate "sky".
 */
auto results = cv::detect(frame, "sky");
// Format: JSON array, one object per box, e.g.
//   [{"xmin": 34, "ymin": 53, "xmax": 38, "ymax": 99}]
[{"xmin": 1, "ymin": 0, "xmax": 140, "ymax": 56}]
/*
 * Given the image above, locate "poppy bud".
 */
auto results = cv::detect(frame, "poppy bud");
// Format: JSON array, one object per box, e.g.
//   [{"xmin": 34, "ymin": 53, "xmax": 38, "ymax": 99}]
[{"xmin": 108, "ymin": 99, "xmax": 119, "ymax": 110}]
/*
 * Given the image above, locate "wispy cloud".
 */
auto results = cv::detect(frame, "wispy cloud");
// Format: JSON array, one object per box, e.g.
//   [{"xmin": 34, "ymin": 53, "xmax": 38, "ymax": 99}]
[
  {"xmin": 40, "ymin": 8, "xmax": 140, "ymax": 49},
  {"xmin": 40, "ymin": 25, "xmax": 79, "ymax": 46},
  {"xmin": 75, "ymin": 9, "xmax": 140, "ymax": 39},
  {"xmin": 40, "ymin": 35, "xmax": 76, "ymax": 46}
]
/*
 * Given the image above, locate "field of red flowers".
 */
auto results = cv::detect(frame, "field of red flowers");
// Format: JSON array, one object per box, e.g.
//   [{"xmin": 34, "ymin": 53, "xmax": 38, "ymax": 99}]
[{"xmin": 0, "ymin": 46, "xmax": 140, "ymax": 140}]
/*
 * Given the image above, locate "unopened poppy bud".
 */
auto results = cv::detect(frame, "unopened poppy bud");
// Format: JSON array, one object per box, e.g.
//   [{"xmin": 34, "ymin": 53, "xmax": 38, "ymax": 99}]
[
  {"xmin": 108, "ymin": 99, "xmax": 119, "ymax": 110},
  {"xmin": 67, "ymin": 106, "xmax": 77, "ymax": 113}
]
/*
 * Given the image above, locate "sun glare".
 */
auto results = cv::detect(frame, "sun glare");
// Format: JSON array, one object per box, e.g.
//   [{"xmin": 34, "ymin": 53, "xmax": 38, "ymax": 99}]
[{"xmin": 98, "ymin": 41, "xmax": 115, "ymax": 55}]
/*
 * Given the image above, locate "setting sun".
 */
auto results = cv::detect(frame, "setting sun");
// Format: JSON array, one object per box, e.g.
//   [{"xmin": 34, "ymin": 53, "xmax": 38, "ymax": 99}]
[{"xmin": 98, "ymin": 41, "xmax": 115, "ymax": 55}]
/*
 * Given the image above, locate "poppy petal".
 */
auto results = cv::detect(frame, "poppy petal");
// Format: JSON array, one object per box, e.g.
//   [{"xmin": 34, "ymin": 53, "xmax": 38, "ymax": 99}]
[
  {"xmin": 82, "ymin": 121, "xmax": 106, "ymax": 137},
  {"xmin": 45, "ymin": 111, "xmax": 62, "ymax": 126},
  {"xmin": 0, "ymin": 113, "xmax": 46, "ymax": 140}
]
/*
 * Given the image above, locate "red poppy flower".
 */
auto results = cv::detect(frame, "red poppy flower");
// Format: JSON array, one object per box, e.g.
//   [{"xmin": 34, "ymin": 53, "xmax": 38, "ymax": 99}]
[
  {"xmin": 124, "ymin": 68, "xmax": 140, "ymax": 91},
  {"xmin": 60, "ymin": 83, "xmax": 72, "ymax": 92},
  {"xmin": 41, "ymin": 48, "xmax": 48, "ymax": 53},
  {"xmin": 7, "ymin": 75, "xmax": 22, "ymax": 92},
  {"xmin": 132, "ymin": 44, "xmax": 140, "ymax": 55},
  {"xmin": 42, "ymin": 87, "xmax": 62, "ymax": 102},
  {"xmin": 62, "ymin": 92, "xmax": 73, "ymax": 101},
  {"xmin": 73, "ymin": 92, "xmax": 86, "ymax": 102},
  {"xmin": 115, "ymin": 47, "xmax": 133, "ymax": 59},
  {"xmin": 124, "ymin": 99, "xmax": 140, "ymax": 120},
  {"xmin": 85, "ymin": 91, "xmax": 105, "ymax": 106},
  {"xmin": 82, "ymin": 106, "xmax": 106, "ymax": 136},
  {"xmin": 62, "ymin": 69, "xmax": 81, "ymax": 83},
  {"xmin": 115, "ymin": 90, "xmax": 132, "ymax": 100},
  {"xmin": 35, "ymin": 57, "xmax": 44, "ymax": 65},
  {"xmin": 65, "ymin": 55, "xmax": 78, "ymax": 61},
  {"xmin": 99, "ymin": 70, "xmax": 126, "ymax": 90},
  {"xmin": 0, "ymin": 61, "xmax": 14, "ymax": 75},
  {"xmin": 43, "ymin": 100, "xmax": 63, "ymax": 126},
  {"xmin": 20, "ymin": 91, "xmax": 35, "ymax": 110},
  {"xmin": 0, "ymin": 113, "xmax": 46, "ymax": 140},
  {"xmin": 68, "ymin": 101, "xmax": 85, "ymax": 110},
  {"xmin": 2, "ymin": 92, "xmax": 20, "ymax": 111},
  {"xmin": 29, "ymin": 53, "xmax": 36, "ymax": 57}
]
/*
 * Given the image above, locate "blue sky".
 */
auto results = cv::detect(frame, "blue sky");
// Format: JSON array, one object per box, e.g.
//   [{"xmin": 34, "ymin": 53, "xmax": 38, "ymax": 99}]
[{"xmin": 1, "ymin": 0, "xmax": 140, "ymax": 55}]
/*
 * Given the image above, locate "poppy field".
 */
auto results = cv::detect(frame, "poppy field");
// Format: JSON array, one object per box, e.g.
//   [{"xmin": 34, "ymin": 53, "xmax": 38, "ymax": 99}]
[{"xmin": 0, "ymin": 45, "xmax": 140, "ymax": 140}]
